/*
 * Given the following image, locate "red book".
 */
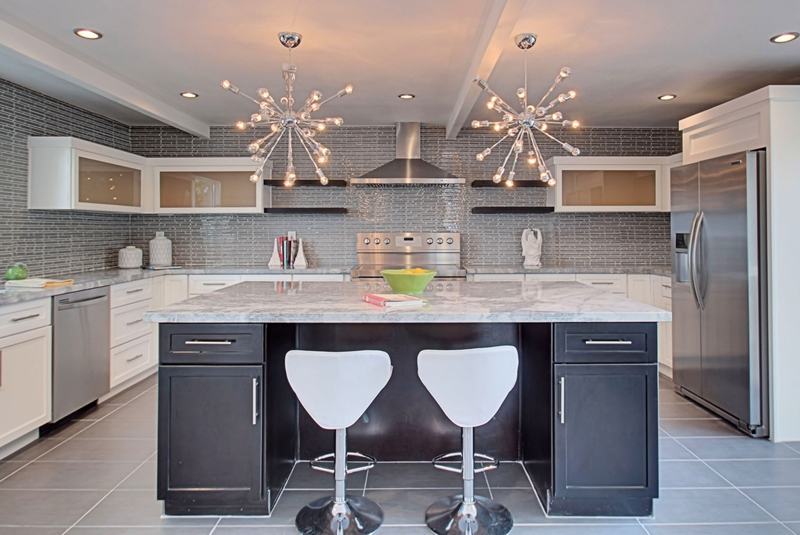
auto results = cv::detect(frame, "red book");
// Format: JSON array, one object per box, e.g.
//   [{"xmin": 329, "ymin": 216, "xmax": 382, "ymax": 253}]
[{"xmin": 363, "ymin": 293, "xmax": 425, "ymax": 308}]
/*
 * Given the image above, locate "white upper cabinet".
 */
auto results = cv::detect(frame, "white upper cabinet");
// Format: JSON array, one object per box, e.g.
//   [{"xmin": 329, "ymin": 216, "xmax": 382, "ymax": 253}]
[
  {"xmin": 29, "ymin": 138, "xmax": 270, "ymax": 214},
  {"xmin": 545, "ymin": 156, "xmax": 676, "ymax": 212},
  {"xmin": 150, "ymin": 157, "xmax": 270, "ymax": 214},
  {"xmin": 28, "ymin": 137, "xmax": 150, "ymax": 213}
]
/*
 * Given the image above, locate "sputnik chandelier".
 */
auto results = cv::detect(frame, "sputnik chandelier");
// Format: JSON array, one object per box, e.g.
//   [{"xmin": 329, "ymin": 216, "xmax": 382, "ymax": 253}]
[
  {"xmin": 221, "ymin": 32, "xmax": 353, "ymax": 186},
  {"xmin": 472, "ymin": 33, "xmax": 581, "ymax": 187}
]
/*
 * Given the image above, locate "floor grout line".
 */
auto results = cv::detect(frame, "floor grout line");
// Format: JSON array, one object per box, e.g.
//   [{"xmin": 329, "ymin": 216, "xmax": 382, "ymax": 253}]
[
  {"xmin": 0, "ymin": 383, "xmax": 157, "ymax": 485},
  {"xmin": 207, "ymin": 516, "xmax": 221, "ymax": 535}
]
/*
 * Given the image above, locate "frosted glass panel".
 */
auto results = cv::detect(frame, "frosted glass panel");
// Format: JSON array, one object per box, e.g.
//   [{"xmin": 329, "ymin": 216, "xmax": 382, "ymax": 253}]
[
  {"xmin": 78, "ymin": 157, "xmax": 141, "ymax": 207},
  {"xmin": 159, "ymin": 171, "xmax": 256, "ymax": 208},
  {"xmin": 561, "ymin": 170, "xmax": 656, "ymax": 207}
]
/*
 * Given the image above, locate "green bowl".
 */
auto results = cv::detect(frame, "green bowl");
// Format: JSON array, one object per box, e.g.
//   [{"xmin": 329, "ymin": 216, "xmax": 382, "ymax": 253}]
[{"xmin": 380, "ymin": 269, "xmax": 437, "ymax": 294}]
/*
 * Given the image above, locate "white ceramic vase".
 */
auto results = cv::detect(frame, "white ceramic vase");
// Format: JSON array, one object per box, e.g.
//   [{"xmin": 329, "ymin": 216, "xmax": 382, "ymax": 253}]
[
  {"xmin": 149, "ymin": 232, "xmax": 172, "ymax": 267},
  {"xmin": 118, "ymin": 246, "xmax": 143, "ymax": 269}
]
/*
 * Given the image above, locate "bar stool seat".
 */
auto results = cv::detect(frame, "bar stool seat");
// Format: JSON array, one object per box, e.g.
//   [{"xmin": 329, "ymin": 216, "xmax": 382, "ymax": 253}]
[
  {"xmin": 286, "ymin": 350, "xmax": 392, "ymax": 535},
  {"xmin": 418, "ymin": 346, "xmax": 519, "ymax": 535}
]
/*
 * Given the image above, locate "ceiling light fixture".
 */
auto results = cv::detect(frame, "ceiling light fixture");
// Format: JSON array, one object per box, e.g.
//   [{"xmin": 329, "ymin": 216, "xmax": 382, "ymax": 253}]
[
  {"xmin": 180, "ymin": 92, "xmax": 199, "ymax": 99},
  {"xmin": 658, "ymin": 94, "xmax": 677, "ymax": 101},
  {"xmin": 770, "ymin": 32, "xmax": 799, "ymax": 43},
  {"xmin": 398, "ymin": 94, "xmax": 416, "ymax": 99},
  {"xmin": 222, "ymin": 31, "xmax": 353, "ymax": 186},
  {"xmin": 73, "ymin": 28, "xmax": 102, "ymax": 40},
  {"xmin": 472, "ymin": 33, "xmax": 581, "ymax": 187}
]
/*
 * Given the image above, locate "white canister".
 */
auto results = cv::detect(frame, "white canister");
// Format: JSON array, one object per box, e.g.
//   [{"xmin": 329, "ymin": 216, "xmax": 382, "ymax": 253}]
[
  {"xmin": 149, "ymin": 232, "xmax": 173, "ymax": 267},
  {"xmin": 118, "ymin": 246, "xmax": 143, "ymax": 269}
]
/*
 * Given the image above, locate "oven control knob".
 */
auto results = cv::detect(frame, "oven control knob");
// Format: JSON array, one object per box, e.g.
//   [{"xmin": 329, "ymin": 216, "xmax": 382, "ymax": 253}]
[
  {"xmin": 436, "ymin": 284, "xmax": 443, "ymax": 291},
  {"xmin": 437, "ymin": 238, "xmax": 444, "ymax": 244},
  {"xmin": 363, "ymin": 238, "xmax": 371, "ymax": 245},
  {"xmin": 426, "ymin": 238, "xmax": 434, "ymax": 245},
  {"xmin": 446, "ymin": 284, "xmax": 454, "ymax": 291},
  {"xmin": 384, "ymin": 238, "xmax": 390, "ymax": 245},
  {"xmin": 374, "ymin": 238, "xmax": 380, "ymax": 244},
  {"xmin": 446, "ymin": 237, "xmax": 454, "ymax": 245}
]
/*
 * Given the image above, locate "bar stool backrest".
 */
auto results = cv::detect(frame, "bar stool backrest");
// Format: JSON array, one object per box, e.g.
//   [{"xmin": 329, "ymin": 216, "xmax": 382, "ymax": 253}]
[
  {"xmin": 418, "ymin": 346, "xmax": 519, "ymax": 428},
  {"xmin": 286, "ymin": 350, "xmax": 393, "ymax": 430}
]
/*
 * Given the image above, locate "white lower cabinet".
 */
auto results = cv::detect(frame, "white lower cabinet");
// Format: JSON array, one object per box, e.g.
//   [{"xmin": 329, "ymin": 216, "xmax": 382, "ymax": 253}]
[
  {"xmin": 110, "ymin": 280, "xmax": 155, "ymax": 389},
  {"xmin": 576, "ymin": 274, "xmax": 628, "ymax": 296},
  {"xmin": 0, "ymin": 326, "xmax": 52, "ymax": 447},
  {"xmin": 110, "ymin": 333, "xmax": 154, "ymax": 388},
  {"xmin": 627, "ymin": 275, "xmax": 651, "ymax": 303},
  {"xmin": 162, "ymin": 275, "xmax": 189, "ymax": 305},
  {"xmin": 188, "ymin": 275, "xmax": 242, "ymax": 296},
  {"xmin": 110, "ymin": 300, "xmax": 152, "ymax": 348}
]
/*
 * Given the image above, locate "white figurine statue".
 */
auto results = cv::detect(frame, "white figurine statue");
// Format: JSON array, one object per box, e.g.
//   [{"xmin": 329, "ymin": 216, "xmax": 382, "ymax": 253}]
[{"xmin": 522, "ymin": 228, "xmax": 543, "ymax": 268}]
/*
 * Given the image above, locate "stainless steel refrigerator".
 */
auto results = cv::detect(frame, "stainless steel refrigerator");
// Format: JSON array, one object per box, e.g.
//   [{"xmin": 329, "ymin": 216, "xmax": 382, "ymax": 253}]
[{"xmin": 671, "ymin": 150, "xmax": 769, "ymax": 438}]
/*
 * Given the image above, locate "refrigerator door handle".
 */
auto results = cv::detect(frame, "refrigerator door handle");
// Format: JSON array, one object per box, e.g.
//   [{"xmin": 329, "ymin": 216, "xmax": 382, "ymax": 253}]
[
  {"xmin": 687, "ymin": 211, "xmax": 702, "ymax": 309},
  {"xmin": 692, "ymin": 211, "xmax": 706, "ymax": 310}
]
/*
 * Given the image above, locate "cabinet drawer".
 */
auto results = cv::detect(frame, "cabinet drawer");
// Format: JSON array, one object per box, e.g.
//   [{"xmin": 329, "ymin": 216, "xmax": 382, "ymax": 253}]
[
  {"xmin": 661, "ymin": 282, "xmax": 672, "ymax": 299},
  {"xmin": 473, "ymin": 274, "xmax": 524, "ymax": 282},
  {"xmin": 110, "ymin": 279, "xmax": 153, "ymax": 308},
  {"xmin": 576, "ymin": 274, "xmax": 627, "ymax": 295},
  {"xmin": 111, "ymin": 300, "xmax": 152, "ymax": 347},
  {"xmin": 525, "ymin": 274, "xmax": 577, "ymax": 282},
  {"xmin": 110, "ymin": 333, "xmax": 154, "ymax": 388},
  {"xmin": 188, "ymin": 275, "xmax": 242, "ymax": 295},
  {"xmin": 160, "ymin": 324, "xmax": 264, "ymax": 364},
  {"xmin": 555, "ymin": 323, "xmax": 657, "ymax": 364},
  {"xmin": 0, "ymin": 298, "xmax": 51, "ymax": 339}
]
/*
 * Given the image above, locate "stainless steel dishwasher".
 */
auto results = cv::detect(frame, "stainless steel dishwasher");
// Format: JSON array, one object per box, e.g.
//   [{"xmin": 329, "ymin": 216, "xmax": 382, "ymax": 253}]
[{"xmin": 52, "ymin": 286, "xmax": 110, "ymax": 421}]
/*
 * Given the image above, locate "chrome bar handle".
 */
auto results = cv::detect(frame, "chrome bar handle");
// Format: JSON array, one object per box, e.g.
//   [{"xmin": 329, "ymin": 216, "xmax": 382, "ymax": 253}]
[
  {"xmin": 584, "ymin": 340, "xmax": 633, "ymax": 345},
  {"xmin": 252, "ymin": 378, "xmax": 258, "ymax": 425},
  {"xmin": 559, "ymin": 377, "xmax": 565, "ymax": 424},
  {"xmin": 126, "ymin": 319, "xmax": 144, "ymax": 326},
  {"xmin": 184, "ymin": 340, "xmax": 233, "ymax": 345},
  {"xmin": 11, "ymin": 313, "xmax": 40, "ymax": 322},
  {"xmin": 687, "ymin": 211, "xmax": 701, "ymax": 309},
  {"xmin": 692, "ymin": 211, "xmax": 706, "ymax": 310},
  {"xmin": 126, "ymin": 288, "xmax": 144, "ymax": 294},
  {"xmin": 126, "ymin": 354, "xmax": 144, "ymax": 363}
]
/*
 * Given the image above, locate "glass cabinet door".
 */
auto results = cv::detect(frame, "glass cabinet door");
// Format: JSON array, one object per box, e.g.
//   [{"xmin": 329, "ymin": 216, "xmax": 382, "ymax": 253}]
[
  {"xmin": 78, "ymin": 157, "xmax": 142, "ymax": 208},
  {"xmin": 159, "ymin": 171, "xmax": 256, "ymax": 209},
  {"xmin": 561, "ymin": 169, "xmax": 657, "ymax": 207}
]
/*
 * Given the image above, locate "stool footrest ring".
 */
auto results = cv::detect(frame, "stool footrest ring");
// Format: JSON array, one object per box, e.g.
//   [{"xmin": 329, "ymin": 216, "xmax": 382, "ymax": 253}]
[
  {"xmin": 310, "ymin": 452, "xmax": 377, "ymax": 475},
  {"xmin": 432, "ymin": 452, "xmax": 500, "ymax": 474}
]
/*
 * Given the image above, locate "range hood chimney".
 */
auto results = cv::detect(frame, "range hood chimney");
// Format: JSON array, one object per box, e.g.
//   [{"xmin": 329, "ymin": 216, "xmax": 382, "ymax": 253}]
[{"xmin": 350, "ymin": 123, "xmax": 463, "ymax": 184}]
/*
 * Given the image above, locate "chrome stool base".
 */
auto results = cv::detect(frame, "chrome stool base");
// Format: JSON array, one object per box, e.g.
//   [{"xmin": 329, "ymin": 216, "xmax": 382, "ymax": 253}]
[
  {"xmin": 295, "ymin": 495, "xmax": 384, "ymax": 535},
  {"xmin": 425, "ymin": 495, "xmax": 513, "ymax": 535}
]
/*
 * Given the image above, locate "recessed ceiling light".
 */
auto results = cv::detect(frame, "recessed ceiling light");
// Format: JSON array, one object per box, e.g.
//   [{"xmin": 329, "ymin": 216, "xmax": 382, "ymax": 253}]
[
  {"xmin": 658, "ymin": 94, "xmax": 677, "ymax": 101},
  {"xmin": 180, "ymin": 92, "xmax": 199, "ymax": 98},
  {"xmin": 398, "ymin": 93, "xmax": 415, "ymax": 99},
  {"xmin": 770, "ymin": 32, "xmax": 799, "ymax": 43},
  {"xmin": 73, "ymin": 28, "xmax": 102, "ymax": 40}
]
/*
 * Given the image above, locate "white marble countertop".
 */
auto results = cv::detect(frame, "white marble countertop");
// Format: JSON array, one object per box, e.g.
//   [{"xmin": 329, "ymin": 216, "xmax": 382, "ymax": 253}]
[
  {"xmin": 145, "ymin": 280, "xmax": 671, "ymax": 324},
  {"xmin": 463, "ymin": 264, "xmax": 672, "ymax": 277},
  {"xmin": 0, "ymin": 266, "xmax": 351, "ymax": 306}
]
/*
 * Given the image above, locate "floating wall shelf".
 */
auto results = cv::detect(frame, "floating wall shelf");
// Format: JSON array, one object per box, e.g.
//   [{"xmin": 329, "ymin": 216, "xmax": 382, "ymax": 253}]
[
  {"xmin": 264, "ymin": 180, "xmax": 348, "ymax": 188},
  {"xmin": 471, "ymin": 180, "xmax": 549, "ymax": 188},
  {"xmin": 471, "ymin": 206, "xmax": 555, "ymax": 214},
  {"xmin": 263, "ymin": 207, "xmax": 348, "ymax": 214}
]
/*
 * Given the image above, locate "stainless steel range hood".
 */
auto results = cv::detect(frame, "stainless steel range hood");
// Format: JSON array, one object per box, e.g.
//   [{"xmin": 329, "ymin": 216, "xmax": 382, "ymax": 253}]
[{"xmin": 350, "ymin": 123, "xmax": 463, "ymax": 184}]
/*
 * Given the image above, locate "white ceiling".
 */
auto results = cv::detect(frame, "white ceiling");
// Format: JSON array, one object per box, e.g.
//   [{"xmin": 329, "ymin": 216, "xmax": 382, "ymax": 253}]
[{"xmin": 0, "ymin": 0, "xmax": 799, "ymax": 135}]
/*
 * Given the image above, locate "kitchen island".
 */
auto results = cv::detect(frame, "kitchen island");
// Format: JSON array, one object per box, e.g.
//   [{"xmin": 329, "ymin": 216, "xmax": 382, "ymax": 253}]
[{"xmin": 145, "ymin": 281, "xmax": 670, "ymax": 518}]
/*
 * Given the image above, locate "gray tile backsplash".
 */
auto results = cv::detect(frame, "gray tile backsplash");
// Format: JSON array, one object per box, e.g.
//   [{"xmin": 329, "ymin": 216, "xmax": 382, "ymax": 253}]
[{"xmin": 0, "ymin": 77, "xmax": 678, "ymax": 275}]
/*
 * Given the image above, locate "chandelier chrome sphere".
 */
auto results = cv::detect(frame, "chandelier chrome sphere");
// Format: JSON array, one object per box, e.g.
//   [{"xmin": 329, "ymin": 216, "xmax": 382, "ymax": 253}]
[
  {"xmin": 222, "ymin": 32, "xmax": 353, "ymax": 186},
  {"xmin": 472, "ymin": 33, "xmax": 581, "ymax": 187}
]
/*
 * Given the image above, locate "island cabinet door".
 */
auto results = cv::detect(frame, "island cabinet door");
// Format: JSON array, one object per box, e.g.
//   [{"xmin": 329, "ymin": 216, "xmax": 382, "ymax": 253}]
[
  {"xmin": 158, "ymin": 365, "xmax": 264, "ymax": 504},
  {"xmin": 553, "ymin": 363, "xmax": 659, "ymax": 500}
]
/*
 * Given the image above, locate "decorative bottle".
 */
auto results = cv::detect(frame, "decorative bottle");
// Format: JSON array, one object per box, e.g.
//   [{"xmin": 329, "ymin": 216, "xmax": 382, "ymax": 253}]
[{"xmin": 149, "ymin": 232, "xmax": 172, "ymax": 267}]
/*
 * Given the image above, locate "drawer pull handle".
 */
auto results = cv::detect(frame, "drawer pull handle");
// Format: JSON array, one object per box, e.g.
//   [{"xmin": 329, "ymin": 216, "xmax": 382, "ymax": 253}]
[
  {"xmin": 584, "ymin": 339, "xmax": 633, "ymax": 345},
  {"xmin": 184, "ymin": 340, "xmax": 234, "ymax": 345},
  {"xmin": 252, "ymin": 378, "xmax": 258, "ymax": 425},
  {"xmin": 126, "ymin": 288, "xmax": 144, "ymax": 294},
  {"xmin": 559, "ymin": 377, "xmax": 565, "ymax": 424},
  {"xmin": 662, "ymin": 285, "xmax": 671, "ymax": 289},
  {"xmin": 126, "ymin": 353, "xmax": 144, "ymax": 363},
  {"xmin": 202, "ymin": 283, "xmax": 228, "ymax": 286},
  {"xmin": 11, "ymin": 313, "xmax": 40, "ymax": 322},
  {"xmin": 590, "ymin": 281, "xmax": 615, "ymax": 285},
  {"xmin": 126, "ymin": 319, "xmax": 144, "ymax": 326}
]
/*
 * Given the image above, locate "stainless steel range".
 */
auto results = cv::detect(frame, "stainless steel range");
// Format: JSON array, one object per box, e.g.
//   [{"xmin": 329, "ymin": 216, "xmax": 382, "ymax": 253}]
[{"xmin": 350, "ymin": 232, "xmax": 466, "ymax": 280}]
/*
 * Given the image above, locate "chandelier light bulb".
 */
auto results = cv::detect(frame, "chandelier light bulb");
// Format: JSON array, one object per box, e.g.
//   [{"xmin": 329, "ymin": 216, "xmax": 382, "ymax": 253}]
[
  {"xmin": 505, "ymin": 179, "xmax": 514, "ymax": 187},
  {"xmin": 236, "ymin": 121, "xmax": 246, "ymax": 130},
  {"xmin": 316, "ymin": 123, "xmax": 326, "ymax": 131},
  {"xmin": 487, "ymin": 100, "xmax": 495, "ymax": 110},
  {"xmin": 493, "ymin": 123, "xmax": 502, "ymax": 131},
  {"xmin": 258, "ymin": 88, "xmax": 270, "ymax": 100},
  {"xmin": 345, "ymin": 84, "xmax": 354, "ymax": 94},
  {"xmin": 547, "ymin": 177, "xmax": 557, "ymax": 187},
  {"xmin": 284, "ymin": 180, "xmax": 293, "ymax": 187},
  {"xmin": 527, "ymin": 151, "xmax": 537, "ymax": 165},
  {"xmin": 221, "ymin": 80, "xmax": 239, "ymax": 94},
  {"xmin": 248, "ymin": 142, "xmax": 260, "ymax": 153},
  {"xmin": 250, "ymin": 114, "xmax": 262, "ymax": 123},
  {"xmin": 560, "ymin": 67, "xmax": 572, "ymax": 78},
  {"xmin": 516, "ymin": 88, "xmax": 526, "ymax": 99}
]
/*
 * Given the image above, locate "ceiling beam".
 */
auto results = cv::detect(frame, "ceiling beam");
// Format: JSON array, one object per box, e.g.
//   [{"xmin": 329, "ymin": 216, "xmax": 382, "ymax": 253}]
[
  {"xmin": 445, "ymin": 0, "xmax": 528, "ymax": 139},
  {"xmin": 0, "ymin": 17, "xmax": 210, "ymax": 138}
]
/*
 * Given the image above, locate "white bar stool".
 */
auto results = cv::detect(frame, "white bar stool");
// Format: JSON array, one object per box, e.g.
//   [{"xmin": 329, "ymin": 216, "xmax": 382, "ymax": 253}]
[
  {"xmin": 286, "ymin": 350, "xmax": 392, "ymax": 535},
  {"xmin": 418, "ymin": 346, "xmax": 519, "ymax": 535}
]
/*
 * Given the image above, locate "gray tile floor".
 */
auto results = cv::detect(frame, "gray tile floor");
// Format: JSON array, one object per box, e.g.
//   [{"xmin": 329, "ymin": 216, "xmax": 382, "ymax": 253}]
[{"xmin": 1, "ymin": 374, "xmax": 799, "ymax": 535}]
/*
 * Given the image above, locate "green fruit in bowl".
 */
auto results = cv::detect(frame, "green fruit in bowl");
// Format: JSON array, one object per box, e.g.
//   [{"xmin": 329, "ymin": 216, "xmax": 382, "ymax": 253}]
[{"xmin": 4, "ymin": 263, "xmax": 28, "ymax": 281}]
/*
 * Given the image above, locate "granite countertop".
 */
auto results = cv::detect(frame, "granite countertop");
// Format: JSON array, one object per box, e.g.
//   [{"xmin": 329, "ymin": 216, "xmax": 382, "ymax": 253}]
[
  {"xmin": 464, "ymin": 264, "xmax": 672, "ymax": 277},
  {"xmin": 144, "ymin": 280, "xmax": 671, "ymax": 324},
  {"xmin": 0, "ymin": 266, "xmax": 352, "ymax": 306}
]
